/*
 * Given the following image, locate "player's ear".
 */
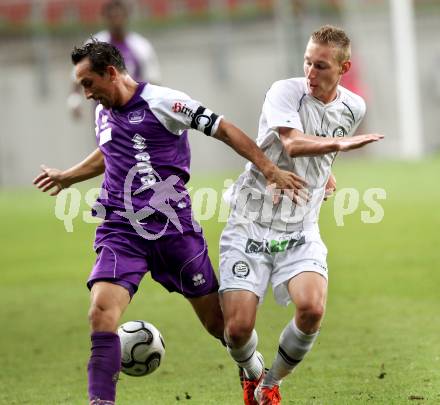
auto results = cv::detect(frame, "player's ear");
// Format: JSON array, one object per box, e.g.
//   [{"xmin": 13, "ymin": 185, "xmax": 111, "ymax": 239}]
[
  {"xmin": 107, "ymin": 65, "xmax": 118, "ymax": 82},
  {"xmin": 340, "ymin": 60, "xmax": 351, "ymax": 75}
]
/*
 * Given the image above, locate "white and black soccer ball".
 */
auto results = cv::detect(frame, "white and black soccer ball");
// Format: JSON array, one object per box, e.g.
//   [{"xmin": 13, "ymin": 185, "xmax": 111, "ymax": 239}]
[{"xmin": 117, "ymin": 320, "xmax": 165, "ymax": 377}]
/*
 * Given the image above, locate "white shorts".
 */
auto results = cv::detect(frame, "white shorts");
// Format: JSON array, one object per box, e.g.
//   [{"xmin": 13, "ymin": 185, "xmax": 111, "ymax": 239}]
[{"xmin": 218, "ymin": 217, "xmax": 328, "ymax": 306}]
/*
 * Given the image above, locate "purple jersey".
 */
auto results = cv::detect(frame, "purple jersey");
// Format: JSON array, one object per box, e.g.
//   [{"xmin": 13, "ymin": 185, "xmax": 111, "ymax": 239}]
[{"xmin": 94, "ymin": 82, "xmax": 222, "ymax": 236}]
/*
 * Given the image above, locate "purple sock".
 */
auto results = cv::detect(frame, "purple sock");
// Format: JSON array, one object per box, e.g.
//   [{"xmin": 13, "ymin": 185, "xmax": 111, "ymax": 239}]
[{"xmin": 88, "ymin": 332, "xmax": 121, "ymax": 402}]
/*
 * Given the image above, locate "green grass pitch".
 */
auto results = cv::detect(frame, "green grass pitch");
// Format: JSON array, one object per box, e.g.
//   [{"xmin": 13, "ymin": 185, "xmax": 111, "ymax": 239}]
[{"xmin": 0, "ymin": 156, "xmax": 439, "ymax": 404}]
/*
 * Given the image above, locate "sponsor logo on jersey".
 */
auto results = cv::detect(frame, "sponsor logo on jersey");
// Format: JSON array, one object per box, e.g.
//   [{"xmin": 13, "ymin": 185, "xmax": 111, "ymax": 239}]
[
  {"xmin": 333, "ymin": 126, "xmax": 347, "ymax": 137},
  {"xmin": 172, "ymin": 102, "xmax": 218, "ymax": 136},
  {"xmin": 232, "ymin": 261, "xmax": 250, "ymax": 278},
  {"xmin": 128, "ymin": 109, "xmax": 146, "ymax": 124},
  {"xmin": 132, "ymin": 134, "xmax": 147, "ymax": 151},
  {"xmin": 172, "ymin": 102, "xmax": 195, "ymax": 118},
  {"xmin": 245, "ymin": 235, "xmax": 306, "ymax": 254}
]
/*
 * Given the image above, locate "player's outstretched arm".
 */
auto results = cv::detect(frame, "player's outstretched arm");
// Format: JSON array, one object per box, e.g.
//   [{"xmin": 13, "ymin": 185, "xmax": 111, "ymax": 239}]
[
  {"xmin": 33, "ymin": 148, "xmax": 105, "ymax": 196},
  {"xmin": 279, "ymin": 127, "xmax": 384, "ymax": 157},
  {"xmin": 213, "ymin": 119, "xmax": 307, "ymax": 199},
  {"xmin": 336, "ymin": 134, "xmax": 384, "ymax": 151}
]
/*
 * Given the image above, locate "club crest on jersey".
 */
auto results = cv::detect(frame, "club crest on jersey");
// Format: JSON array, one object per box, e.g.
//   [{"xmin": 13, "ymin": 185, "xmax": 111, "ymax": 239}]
[
  {"xmin": 232, "ymin": 261, "xmax": 250, "ymax": 279},
  {"xmin": 128, "ymin": 109, "xmax": 146, "ymax": 124},
  {"xmin": 333, "ymin": 126, "xmax": 347, "ymax": 137}
]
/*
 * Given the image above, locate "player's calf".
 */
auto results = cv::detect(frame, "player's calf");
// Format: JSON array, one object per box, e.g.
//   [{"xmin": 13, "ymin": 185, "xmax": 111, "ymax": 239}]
[
  {"xmin": 88, "ymin": 332, "xmax": 121, "ymax": 404},
  {"xmin": 188, "ymin": 292, "xmax": 225, "ymax": 342},
  {"xmin": 226, "ymin": 330, "xmax": 263, "ymax": 380},
  {"xmin": 262, "ymin": 320, "xmax": 318, "ymax": 390}
]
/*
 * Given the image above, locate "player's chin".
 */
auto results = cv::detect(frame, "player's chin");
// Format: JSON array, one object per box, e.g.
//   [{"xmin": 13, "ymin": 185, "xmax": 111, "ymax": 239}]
[{"xmin": 307, "ymin": 87, "xmax": 317, "ymax": 97}]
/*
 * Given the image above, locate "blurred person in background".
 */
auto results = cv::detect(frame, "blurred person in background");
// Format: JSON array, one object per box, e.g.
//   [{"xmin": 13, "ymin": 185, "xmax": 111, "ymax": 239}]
[
  {"xmin": 34, "ymin": 40, "xmax": 305, "ymax": 405},
  {"xmin": 67, "ymin": 0, "xmax": 161, "ymax": 120},
  {"xmin": 220, "ymin": 25, "xmax": 383, "ymax": 405}
]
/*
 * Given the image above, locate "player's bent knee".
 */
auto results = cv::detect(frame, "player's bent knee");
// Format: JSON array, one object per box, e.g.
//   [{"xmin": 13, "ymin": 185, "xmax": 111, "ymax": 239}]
[
  {"xmin": 225, "ymin": 320, "xmax": 253, "ymax": 346},
  {"xmin": 297, "ymin": 302, "xmax": 325, "ymax": 325},
  {"xmin": 88, "ymin": 304, "xmax": 120, "ymax": 332}
]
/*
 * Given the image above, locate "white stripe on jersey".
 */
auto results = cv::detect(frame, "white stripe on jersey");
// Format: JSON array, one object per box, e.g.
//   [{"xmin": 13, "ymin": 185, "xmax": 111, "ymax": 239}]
[
  {"xmin": 230, "ymin": 77, "xmax": 366, "ymax": 232},
  {"xmin": 94, "ymin": 104, "xmax": 104, "ymax": 136},
  {"xmin": 99, "ymin": 127, "xmax": 112, "ymax": 146}
]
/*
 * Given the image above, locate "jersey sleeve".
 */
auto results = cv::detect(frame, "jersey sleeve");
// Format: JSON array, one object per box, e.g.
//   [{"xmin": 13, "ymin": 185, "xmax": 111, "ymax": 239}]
[
  {"xmin": 345, "ymin": 92, "xmax": 367, "ymax": 136},
  {"xmin": 141, "ymin": 84, "xmax": 223, "ymax": 136},
  {"xmin": 352, "ymin": 97, "xmax": 366, "ymax": 134},
  {"xmin": 263, "ymin": 80, "xmax": 304, "ymax": 133}
]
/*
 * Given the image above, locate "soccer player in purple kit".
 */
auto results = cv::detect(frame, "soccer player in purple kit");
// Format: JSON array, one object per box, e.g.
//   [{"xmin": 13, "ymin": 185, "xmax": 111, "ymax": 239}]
[{"xmin": 33, "ymin": 41, "xmax": 306, "ymax": 405}]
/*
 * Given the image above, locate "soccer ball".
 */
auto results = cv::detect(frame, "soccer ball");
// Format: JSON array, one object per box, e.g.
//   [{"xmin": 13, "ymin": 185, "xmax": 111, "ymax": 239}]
[{"xmin": 117, "ymin": 320, "xmax": 165, "ymax": 377}]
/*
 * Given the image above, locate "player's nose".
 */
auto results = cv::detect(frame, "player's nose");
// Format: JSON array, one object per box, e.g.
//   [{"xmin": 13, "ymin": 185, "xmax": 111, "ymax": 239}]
[{"xmin": 306, "ymin": 66, "xmax": 316, "ymax": 79}]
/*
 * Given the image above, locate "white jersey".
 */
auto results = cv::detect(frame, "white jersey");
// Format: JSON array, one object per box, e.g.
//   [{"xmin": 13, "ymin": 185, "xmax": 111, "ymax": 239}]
[{"xmin": 229, "ymin": 77, "xmax": 366, "ymax": 232}]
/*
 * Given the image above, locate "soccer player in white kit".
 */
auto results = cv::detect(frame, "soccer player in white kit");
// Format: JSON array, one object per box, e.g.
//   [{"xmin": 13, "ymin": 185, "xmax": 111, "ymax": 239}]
[{"xmin": 219, "ymin": 25, "xmax": 384, "ymax": 404}]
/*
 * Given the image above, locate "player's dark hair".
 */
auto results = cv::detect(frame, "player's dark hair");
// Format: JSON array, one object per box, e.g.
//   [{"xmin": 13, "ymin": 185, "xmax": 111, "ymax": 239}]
[
  {"xmin": 71, "ymin": 39, "xmax": 127, "ymax": 75},
  {"xmin": 311, "ymin": 25, "xmax": 351, "ymax": 62}
]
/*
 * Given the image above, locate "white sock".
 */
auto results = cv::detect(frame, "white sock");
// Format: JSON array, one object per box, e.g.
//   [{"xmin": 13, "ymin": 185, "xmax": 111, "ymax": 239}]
[
  {"xmin": 263, "ymin": 320, "xmax": 318, "ymax": 387},
  {"xmin": 226, "ymin": 329, "xmax": 263, "ymax": 380}
]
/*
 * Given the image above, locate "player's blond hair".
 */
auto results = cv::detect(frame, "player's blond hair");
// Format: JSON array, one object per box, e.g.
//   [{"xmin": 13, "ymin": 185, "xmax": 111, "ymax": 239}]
[{"xmin": 311, "ymin": 25, "xmax": 351, "ymax": 62}]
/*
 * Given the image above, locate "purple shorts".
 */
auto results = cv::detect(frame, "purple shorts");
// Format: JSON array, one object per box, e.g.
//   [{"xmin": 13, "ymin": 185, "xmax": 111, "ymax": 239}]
[{"xmin": 87, "ymin": 220, "xmax": 219, "ymax": 298}]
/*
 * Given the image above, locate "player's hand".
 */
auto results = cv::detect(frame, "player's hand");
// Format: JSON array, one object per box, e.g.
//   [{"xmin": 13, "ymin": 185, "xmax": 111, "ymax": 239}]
[
  {"xmin": 33, "ymin": 165, "xmax": 70, "ymax": 196},
  {"xmin": 266, "ymin": 168, "xmax": 309, "ymax": 204},
  {"xmin": 324, "ymin": 173, "xmax": 336, "ymax": 201},
  {"xmin": 337, "ymin": 133, "xmax": 384, "ymax": 152}
]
